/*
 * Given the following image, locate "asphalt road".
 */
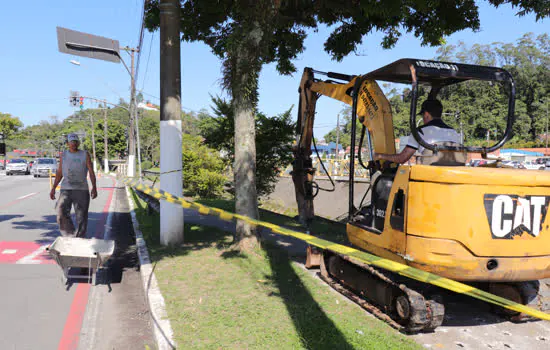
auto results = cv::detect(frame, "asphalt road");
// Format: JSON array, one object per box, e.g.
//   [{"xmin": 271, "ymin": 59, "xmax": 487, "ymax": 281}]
[{"xmin": 0, "ymin": 173, "xmax": 154, "ymax": 349}]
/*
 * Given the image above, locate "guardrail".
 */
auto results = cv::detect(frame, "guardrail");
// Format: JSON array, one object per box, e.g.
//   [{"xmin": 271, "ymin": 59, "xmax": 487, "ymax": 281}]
[{"xmin": 124, "ymin": 177, "xmax": 550, "ymax": 321}]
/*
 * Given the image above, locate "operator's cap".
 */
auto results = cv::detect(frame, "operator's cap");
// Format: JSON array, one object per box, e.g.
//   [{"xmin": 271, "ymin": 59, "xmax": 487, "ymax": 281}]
[
  {"xmin": 418, "ymin": 99, "xmax": 443, "ymax": 116},
  {"xmin": 67, "ymin": 133, "xmax": 80, "ymax": 143}
]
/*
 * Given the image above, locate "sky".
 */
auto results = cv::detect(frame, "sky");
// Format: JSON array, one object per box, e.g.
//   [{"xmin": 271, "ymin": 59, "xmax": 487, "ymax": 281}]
[{"xmin": 0, "ymin": 1, "xmax": 548, "ymax": 139}]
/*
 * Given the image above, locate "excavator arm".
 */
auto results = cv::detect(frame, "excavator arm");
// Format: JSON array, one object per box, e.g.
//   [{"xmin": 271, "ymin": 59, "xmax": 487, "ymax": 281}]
[{"xmin": 292, "ymin": 68, "xmax": 396, "ymax": 227}]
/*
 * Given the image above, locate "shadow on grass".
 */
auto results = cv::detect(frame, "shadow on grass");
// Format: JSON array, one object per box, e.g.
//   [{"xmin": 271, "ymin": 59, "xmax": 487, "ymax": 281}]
[
  {"xmin": 133, "ymin": 192, "xmax": 357, "ymax": 348},
  {"xmin": 130, "ymin": 190, "xmax": 235, "ymax": 262},
  {"xmin": 264, "ymin": 242, "xmax": 354, "ymax": 350}
]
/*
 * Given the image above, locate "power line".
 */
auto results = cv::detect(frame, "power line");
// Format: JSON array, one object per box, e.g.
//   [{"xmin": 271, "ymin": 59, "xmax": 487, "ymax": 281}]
[
  {"xmin": 140, "ymin": 33, "xmax": 154, "ymax": 91},
  {"xmin": 138, "ymin": 90, "xmax": 159, "ymax": 100},
  {"xmin": 134, "ymin": 0, "xmax": 148, "ymax": 86}
]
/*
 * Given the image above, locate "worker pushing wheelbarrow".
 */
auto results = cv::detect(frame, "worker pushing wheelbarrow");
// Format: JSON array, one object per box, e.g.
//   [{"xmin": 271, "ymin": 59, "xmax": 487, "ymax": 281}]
[{"xmin": 46, "ymin": 133, "xmax": 115, "ymax": 284}]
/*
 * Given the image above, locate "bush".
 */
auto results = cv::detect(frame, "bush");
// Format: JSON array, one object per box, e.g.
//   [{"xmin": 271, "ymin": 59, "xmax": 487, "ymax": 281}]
[
  {"xmin": 141, "ymin": 160, "xmax": 153, "ymax": 171},
  {"xmin": 182, "ymin": 134, "xmax": 227, "ymax": 198}
]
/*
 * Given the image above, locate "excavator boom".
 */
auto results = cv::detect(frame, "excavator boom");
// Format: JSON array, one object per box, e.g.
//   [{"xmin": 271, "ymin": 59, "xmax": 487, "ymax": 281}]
[{"xmin": 292, "ymin": 68, "xmax": 395, "ymax": 226}]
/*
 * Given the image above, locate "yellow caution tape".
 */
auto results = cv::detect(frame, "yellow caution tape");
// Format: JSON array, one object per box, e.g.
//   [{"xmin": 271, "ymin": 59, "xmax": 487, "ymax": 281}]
[{"xmin": 123, "ymin": 177, "xmax": 550, "ymax": 321}]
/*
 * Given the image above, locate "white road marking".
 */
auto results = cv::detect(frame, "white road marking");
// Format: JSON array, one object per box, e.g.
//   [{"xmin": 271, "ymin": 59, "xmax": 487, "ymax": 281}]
[
  {"xmin": 17, "ymin": 192, "xmax": 37, "ymax": 200},
  {"xmin": 2, "ymin": 249, "xmax": 17, "ymax": 254},
  {"xmin": 16, "ymin": 244, "xmax": 49, "ymax": 264}
]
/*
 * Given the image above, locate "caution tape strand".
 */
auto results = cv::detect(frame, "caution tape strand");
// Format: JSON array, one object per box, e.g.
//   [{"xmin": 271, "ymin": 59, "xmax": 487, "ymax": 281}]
[{"xmin": 123, "ymin": 177, "xmax": 550, "ymax": 321}]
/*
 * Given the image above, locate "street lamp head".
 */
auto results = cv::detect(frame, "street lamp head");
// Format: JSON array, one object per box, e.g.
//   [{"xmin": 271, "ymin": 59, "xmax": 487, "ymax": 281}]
[{"xmin": 70, "ymin": 59, "xmax": 81, "ymax": 66}]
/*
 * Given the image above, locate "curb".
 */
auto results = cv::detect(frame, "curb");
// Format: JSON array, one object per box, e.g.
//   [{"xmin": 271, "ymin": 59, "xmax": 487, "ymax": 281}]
[{"xmin": 125, "ymin": 184, "xmax": 176, "ymax": 350}]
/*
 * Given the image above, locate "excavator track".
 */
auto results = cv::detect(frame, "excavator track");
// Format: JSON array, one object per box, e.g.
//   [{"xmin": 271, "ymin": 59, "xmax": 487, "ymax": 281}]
[{"xmin": 319, "ymin": 250, "xmax": 444, "ymax": 333}]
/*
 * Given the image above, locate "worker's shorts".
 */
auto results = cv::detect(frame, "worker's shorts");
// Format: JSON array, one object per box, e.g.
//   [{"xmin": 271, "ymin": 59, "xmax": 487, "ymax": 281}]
[{"xmin": 56, "ymin": 190, "xmax": 90, "ymax": 238}]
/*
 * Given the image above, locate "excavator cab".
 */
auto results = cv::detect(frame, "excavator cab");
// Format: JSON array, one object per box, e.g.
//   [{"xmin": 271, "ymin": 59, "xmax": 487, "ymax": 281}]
[{"xmin": 292, "ymin": 59, "xmax": 550, "ymax": 332}]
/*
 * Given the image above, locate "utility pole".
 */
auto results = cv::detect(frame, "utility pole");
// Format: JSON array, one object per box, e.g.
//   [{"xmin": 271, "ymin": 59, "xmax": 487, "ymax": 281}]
[
  {"xmin": 123, "ymin": 47, "xmax": 138, "ymax": 178},
  {"xmin": 136, "ymin": 108, "xmax": 143, "ymax": 181},
  {"xmin": 88, "ymin": 112, "xmax": 97, "ymax": 173},
  {"xmin": 335, "ymin": 113, "xmax": 340, "ymax": 160},
  {"xmin": 104, "ymin": 102, "xmax": 109, "ymax": 172},
  {"xmin": 160, "ymin": 0, "xmax": 184, "ymax": 245}
]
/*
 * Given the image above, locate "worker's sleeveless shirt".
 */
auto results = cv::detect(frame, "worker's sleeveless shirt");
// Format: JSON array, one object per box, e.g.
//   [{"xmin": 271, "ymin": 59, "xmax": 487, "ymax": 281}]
[
  {"xmin": 406, "ymin": 119, "xmax": 461, "ymax": 153},
  {"xmin": 61, "ymin": 150, "xmax": 88, "ymax": 190}
]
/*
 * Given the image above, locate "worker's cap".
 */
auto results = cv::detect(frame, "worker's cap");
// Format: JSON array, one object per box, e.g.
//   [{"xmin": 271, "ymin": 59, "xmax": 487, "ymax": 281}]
[
  {"xmin": 67, "ymin": 133, "xmax": 80, "ymax": 143},
  {"xmin": 418, "ymin": 99, "xmax": 443, "ymax": 116}
]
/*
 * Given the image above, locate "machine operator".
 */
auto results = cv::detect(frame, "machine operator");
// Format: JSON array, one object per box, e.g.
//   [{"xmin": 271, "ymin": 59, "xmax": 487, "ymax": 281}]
[{"xmin": 374, "ymin": 99, "xmax": 461, "ymax": 164}]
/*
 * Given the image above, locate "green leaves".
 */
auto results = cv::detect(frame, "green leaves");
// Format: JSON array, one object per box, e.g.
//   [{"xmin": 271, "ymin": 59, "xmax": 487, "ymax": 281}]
[
  {"xmin": 198, "ymin": 96, "xmax": 295, "ymax": 197},
  {"xmin": 181, "ymin": 133, "xmax": 227, "ymax": 198},
  {"xmin": 0, "ymin": 113, "xmax": 23, "ymax": 140},
  {"xmin": 323, "ymin": 33, "xmax": 550, "ymax": 148}
]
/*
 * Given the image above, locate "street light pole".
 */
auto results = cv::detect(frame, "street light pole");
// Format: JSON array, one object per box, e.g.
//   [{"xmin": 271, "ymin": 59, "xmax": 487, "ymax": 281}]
[{"xmin": 69, "ymin": 53, "xmax": 138, "ymax": 178}]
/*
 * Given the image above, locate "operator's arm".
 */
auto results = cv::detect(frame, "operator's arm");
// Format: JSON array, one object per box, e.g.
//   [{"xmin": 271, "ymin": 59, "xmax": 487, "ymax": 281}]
[
  {"xmin": 375, "ymin": 146, "xmax": 417, "ymax": 164},
  {"xmin": 86, "ymin": 152, "xmax": 97, "ymax": 199},
  {"xmin": 50, "ymin": 156, "xmax": 63, "ymax": 200}
]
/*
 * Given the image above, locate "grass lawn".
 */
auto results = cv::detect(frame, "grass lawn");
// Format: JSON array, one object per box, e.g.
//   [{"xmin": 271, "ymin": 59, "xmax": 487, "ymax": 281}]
[{"xmin": 129, "ymin": 190, "xmax": 421, "ymax": 350}]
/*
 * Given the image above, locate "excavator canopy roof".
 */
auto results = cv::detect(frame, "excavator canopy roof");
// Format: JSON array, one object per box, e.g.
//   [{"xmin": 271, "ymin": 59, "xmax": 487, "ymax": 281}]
[{"xmin": 363, "ymin": 58, "xmax": 512, "ymax": 86}]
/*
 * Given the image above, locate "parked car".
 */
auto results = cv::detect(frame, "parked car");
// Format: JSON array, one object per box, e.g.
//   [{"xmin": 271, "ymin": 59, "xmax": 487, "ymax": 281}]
[
  {"xmin": 522, "ymin": 160, "xmax": 544, "ymax": 170},
  {"xmin": 535, "ymin": 157, "xmax": 550, "ymax": 165},
  {"xmin": 6, "ymin": 158, "xmax": 30, "ymax": 175},
  {"xmin": 31, "ymin": 157, "xmax": 57, "ymax": 178}
]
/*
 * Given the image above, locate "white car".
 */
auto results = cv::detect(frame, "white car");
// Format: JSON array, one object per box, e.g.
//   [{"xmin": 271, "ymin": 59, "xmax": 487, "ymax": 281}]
[
  {"xmin": 6, "ymin": 158, "xmax": 30, "ymax": 175},
  {"xmin": 32, "ymin": 158, "xmax": 58, "ymax": 177},
  {"xmin": 522, "ymin": 160, "xmax": 544, "ymax": 170}
]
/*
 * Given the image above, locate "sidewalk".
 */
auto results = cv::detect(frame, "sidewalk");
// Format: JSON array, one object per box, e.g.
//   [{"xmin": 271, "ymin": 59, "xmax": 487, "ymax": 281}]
[{"xmin": 78, "ymin": 178, "xmax": 155, "ymax": 349}]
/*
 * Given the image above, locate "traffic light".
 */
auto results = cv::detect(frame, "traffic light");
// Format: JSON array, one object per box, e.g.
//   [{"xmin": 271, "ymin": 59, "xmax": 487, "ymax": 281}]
[{"xmin": 79, "ymin": 97, "xmax": 84, "ymax": 110}]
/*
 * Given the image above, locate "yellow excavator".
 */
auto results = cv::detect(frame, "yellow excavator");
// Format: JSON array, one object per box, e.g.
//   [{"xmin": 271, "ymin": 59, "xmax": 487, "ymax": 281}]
[{"xmin": 292, "ymin": 58, "xmax": 550, "ymax": 332}]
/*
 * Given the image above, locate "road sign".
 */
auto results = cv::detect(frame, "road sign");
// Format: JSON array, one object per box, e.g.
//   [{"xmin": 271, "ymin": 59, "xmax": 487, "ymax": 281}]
[{"xmin": 56, "ymin": 27, "xmax": 121, "ymax": 63}]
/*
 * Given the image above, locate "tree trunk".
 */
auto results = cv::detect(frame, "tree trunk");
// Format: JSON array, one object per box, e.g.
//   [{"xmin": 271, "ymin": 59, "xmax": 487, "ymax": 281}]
[{"xmin": 230, "ymin": 26, "xmax": 263, "ymax": 252}]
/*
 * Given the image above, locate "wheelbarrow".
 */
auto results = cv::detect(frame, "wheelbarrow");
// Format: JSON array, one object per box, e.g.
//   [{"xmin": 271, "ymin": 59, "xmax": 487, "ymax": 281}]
[{"xmin": 46, "ymin": 237, "xmax": 115, "ymax": 285}]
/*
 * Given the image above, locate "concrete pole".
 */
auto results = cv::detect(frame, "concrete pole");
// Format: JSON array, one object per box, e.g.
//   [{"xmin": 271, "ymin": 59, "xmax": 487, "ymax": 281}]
[
  {"xmin": 159, "ymin": 0, "xmax": 184, "ymax": 245},
  {"xmin": 104, "ymin": 102, "xmax": 109, "ymax": 172},
  {"xmin": 127, "ymin": 49, "xmax": 137, "ymax": 178}
]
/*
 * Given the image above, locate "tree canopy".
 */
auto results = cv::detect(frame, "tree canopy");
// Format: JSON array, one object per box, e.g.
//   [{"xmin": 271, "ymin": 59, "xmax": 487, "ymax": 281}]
[
  {"xmin": 0, "ymin": 113, "xmax": 23, "ymax": 141},
  {"xmin": 323, "ymin": 33, "xmax": 550, "ymax": 150}
]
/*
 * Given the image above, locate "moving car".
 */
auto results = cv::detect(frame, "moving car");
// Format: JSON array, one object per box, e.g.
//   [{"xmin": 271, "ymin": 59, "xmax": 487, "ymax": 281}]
[
  {"xmin": 6, "ymin": 158, "xmax": 30, "ymax": 175},
  {"xmin": 31, "ymin": 158, "xmax": 57, "ymax": 178}
]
